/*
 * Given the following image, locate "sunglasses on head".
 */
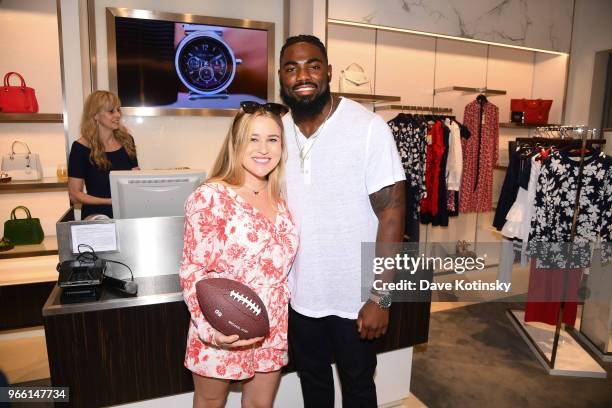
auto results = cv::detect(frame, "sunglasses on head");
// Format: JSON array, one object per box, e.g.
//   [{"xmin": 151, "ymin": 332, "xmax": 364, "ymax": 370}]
[{"xmin": 240, "ymin": 101, "xmax": 288, "ymax": 116}]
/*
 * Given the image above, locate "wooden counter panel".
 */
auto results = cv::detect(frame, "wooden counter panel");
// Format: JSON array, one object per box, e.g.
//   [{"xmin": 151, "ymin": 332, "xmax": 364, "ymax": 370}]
[
  {"xmin": 0, "ymin": 281, "xmax": 56, "ymax": 330},
  {"xmin": 44, "ymin": 289, "xmax": 430, "ymax": 406},
  {"xmin": 44, "ymin": 301, "xmax": 192, "ymax": 407}
]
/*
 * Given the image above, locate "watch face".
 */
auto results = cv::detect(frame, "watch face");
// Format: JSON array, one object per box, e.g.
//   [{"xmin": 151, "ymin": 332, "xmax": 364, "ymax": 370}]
[
  {"xmin": 379, "ymin": 295, "xmax": 392, "ymax": 308},
  {"xmin": 176, "ymin": 33, "xmax": 236, "ymax": 95}
]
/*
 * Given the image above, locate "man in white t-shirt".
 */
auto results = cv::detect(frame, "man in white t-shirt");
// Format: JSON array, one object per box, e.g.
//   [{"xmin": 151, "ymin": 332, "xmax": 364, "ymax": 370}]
[{"xmin": 279, "ymin": 35, "xmax": 406, "ymax": 407}]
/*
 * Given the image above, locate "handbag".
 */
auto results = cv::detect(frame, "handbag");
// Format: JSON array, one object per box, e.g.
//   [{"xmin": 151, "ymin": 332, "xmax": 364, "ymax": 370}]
[
  {"xmin": 339, "ymin": 63, "xmax": 372, "ymax": 94},
  {"xmin": 1, "ymin": 140, "xmax": 43, "ymax": 180},
  {"xmin": 510, "ymin": 99, "xmax": 552, "ymax": 125},
  {"xmin": 3, "ymin": 206, "xmax": 44, "ymax": 245},
  {"xmin": 0, "ymin": 72, "xmax": 39, "ymax": 113}
]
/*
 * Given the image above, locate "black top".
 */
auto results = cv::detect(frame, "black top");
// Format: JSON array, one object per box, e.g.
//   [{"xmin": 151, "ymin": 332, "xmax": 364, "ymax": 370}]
[
  {"xmin": 493, "ymin": 145, "xmax": 520, "ymax": 231},
  {"xmin": 68, "ymin": 141, "xmax": 139, "ymax": 219}
]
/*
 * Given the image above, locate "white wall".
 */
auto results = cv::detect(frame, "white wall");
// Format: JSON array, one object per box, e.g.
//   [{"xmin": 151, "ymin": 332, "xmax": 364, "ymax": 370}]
[
  {"xmin": 0, "ymin": 0, "xmax": 63, "ymax": 112},
  {"xmin": 532, "ymin": 53, "xmax": 569, "ymax": 125},
  {"xmin": 289, "ymin": 0, "xmax": 327, "ymax": 43},
  {"xmin": 564, "ymin": 0, "xmax": 612, "ymax": 126},
  {"xmin": 289, "ymin": 0, "xmax": 314, "ymax": 37}
]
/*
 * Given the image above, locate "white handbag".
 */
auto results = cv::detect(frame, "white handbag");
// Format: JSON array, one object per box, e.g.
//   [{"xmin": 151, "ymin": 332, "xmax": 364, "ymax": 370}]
[
  {"xmin": 1, "ymin": 140, "xmax": 43, "ymax": 180},
  {"xmin": 339, "ymin": 63, "xmax": 372, "ymax": 94}
]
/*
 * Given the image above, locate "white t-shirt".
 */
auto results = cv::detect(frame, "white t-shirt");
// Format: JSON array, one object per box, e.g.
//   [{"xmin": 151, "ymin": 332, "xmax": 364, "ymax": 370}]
[{"xmin": 283, "ymin": 98, "xmax": 406, "ymax": 319}]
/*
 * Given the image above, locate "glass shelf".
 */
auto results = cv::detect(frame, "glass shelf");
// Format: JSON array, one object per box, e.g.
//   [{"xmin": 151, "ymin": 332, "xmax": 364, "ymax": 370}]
[{"xmin": 332, "ymin": 92, "xmax": 401, "ymax": 104}]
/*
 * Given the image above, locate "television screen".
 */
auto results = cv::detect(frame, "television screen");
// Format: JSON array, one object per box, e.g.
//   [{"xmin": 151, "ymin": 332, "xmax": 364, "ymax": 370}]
[{"xmin": 106, "ymin": 8, "xmax": 274, "ymax": 115}]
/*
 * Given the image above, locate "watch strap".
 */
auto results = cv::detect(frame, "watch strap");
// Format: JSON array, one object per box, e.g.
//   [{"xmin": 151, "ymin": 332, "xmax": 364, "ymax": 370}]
[
  {"xmin": 182, "ymin": 24, "xmax": 223, "ymax": 37},
  {"xmin": 368, "ymin": 292, "xmax": 392, "ymax": 309},
  {"xmin": 370, "ymin": 287, "xmax": 391, "ymax": 296}
]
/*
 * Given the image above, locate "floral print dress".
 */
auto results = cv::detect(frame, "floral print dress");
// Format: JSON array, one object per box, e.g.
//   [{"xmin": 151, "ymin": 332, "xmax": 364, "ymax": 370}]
[
  {"xmin": 388, "ymin": 117, "xmax": 427, "ymax": 220},
  {"xmin": 179, "ymin": 183, "xmax": 298, "ymax": 380},
  {"xmin": 529, "ymin": 150, "xmax": 612, "ymax": 267},
  {"xmin": 459, "ymin": 100, "xmax": 499, "ymax": 212}
]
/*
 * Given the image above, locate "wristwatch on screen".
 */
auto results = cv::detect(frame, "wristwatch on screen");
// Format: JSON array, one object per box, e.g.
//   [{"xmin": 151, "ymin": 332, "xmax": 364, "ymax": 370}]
[
  {"xmin": 369, "ymin": 289, "xmax": 392, "ymax": 309},
  {"xmin": 174, "ymin": 24, "xmax": 242, "ymax": 95}
]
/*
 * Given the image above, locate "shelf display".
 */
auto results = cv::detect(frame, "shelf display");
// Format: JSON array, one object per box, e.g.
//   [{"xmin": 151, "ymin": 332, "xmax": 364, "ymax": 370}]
[
  {"xmin": 332, "ymin": 92, "xmax": 400, "ymax": 103},
  {"xmin": 0, "ymin": 113, "xmax": 62, "ymax": 123},
  {"xmin": 0, "ymin": 140, "xmax": 43, "ymax": 181},
  {"xmin": 0, "ymin": 72, "xmax": 39, "ymax": 113}
]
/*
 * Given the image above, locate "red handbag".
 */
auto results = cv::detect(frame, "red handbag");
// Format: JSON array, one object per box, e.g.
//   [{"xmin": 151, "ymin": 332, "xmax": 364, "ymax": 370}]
[
  {"xmin": 0, "ymin": 72, "xmax": 39, "ymax": 113},
  {"xmin": 510, "ymin": 99, "xmax": 552, "ymax": 125}
]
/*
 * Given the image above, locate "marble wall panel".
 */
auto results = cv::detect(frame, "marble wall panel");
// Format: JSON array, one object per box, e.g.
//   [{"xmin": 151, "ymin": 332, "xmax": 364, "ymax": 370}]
[{"xmin": 329, "ymin": 0, "xmax": 574, "ymax": 53}]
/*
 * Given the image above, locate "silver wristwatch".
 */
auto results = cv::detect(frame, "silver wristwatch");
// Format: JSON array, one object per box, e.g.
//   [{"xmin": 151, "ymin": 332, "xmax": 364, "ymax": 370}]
[
  {"xmin": 369, "ymin": 290, "xmax": 392, "ymax": 309},
  {"xmin": 175, "ymin": 25, "xmax": 242, "ymax": 96}
]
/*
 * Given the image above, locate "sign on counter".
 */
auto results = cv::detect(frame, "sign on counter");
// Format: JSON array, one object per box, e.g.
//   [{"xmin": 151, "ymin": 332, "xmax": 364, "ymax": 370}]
[{"xmin": 70, "ymin": 222, "xmax": 118, "ymax": 253}]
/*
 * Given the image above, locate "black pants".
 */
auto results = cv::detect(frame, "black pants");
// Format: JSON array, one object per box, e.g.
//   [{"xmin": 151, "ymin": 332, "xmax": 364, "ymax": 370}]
[{"xmin": 288, "ymin": 306, "xmax": 377, "ymax": 408}]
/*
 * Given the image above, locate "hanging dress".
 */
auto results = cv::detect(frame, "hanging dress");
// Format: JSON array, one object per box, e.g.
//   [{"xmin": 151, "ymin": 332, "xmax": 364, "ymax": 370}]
[{"xmin": 459, "ymin": 100, "xmax": 499, "ymax": 213}]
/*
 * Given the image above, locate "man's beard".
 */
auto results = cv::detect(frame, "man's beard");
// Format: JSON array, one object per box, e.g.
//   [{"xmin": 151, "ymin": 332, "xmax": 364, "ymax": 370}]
[{"xmin": 280, "ymin": 83, "xmax": 331, "ymax": 119}]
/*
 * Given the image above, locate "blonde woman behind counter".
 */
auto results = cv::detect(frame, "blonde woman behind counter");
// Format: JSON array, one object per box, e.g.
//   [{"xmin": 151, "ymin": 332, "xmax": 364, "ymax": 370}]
[{"xmin": 68, "ymin": 90, "xmax": 139, "ymax": 219}]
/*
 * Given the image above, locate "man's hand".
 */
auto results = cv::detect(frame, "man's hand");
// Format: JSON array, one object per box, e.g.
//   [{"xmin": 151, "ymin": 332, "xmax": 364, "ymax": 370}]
[{"xmin": 357, "ymin": 301, "xmax": 389, "ymax": 340}]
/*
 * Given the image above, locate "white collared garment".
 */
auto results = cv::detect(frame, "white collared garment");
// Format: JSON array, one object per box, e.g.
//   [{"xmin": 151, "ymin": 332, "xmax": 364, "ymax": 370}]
[
  {"xmin": 283, "ymin": 98, "xmax": 406, "ymax": 319},
  {"xmin": 446, "ymin": 119, "xmax": 463, "ymax": 191}
]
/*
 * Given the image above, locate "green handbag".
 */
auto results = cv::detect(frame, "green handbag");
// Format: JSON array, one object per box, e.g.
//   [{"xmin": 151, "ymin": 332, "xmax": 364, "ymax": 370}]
[{"xmin": 3, "ymin": 206, "xmax": 44, "ymax": 245}]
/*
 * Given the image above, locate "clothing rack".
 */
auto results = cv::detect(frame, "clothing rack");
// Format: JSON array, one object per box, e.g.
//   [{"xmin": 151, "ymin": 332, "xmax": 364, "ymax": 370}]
[
  {"xmin": 374, "ymin": 104, "xmax": 453, "ymax": 114},
  {"xmin": 507, "ymin": 127, "xmax": 607, "ymax": 377},
  {"xmin": 514, "ymin": 137, "xmax": 606, "ymax": 146},
  {"xmin": 534, "ymin": 125, "xmax": 598, "ymax": 139}
]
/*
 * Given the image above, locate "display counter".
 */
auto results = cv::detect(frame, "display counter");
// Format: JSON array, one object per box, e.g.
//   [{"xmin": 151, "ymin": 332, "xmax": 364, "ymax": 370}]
[
  {"xmin": 0, "ymin": 255, "xmax": 58, "ymax": 331},
  {"xmin": 43, "ymin": 213, "xmax": 430, "ymax": 407}
]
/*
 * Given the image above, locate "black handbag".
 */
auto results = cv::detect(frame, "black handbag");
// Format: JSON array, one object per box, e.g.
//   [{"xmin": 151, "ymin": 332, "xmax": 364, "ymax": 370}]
[{"xmin": 3, "ymin": 206, "xmax": 44, "ymax": 245}]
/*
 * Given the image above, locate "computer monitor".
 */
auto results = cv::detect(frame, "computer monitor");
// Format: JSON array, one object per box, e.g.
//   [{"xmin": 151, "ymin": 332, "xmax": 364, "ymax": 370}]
[{"xmin": 109, "ymin": 169, "xmax": 206, "ymax": 219}]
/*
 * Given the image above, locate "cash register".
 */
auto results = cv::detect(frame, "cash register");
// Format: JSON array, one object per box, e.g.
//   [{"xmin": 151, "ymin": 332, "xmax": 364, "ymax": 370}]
[{"xmin": 57, "ymin": 258, "xmax": 106, "ymax": 303}]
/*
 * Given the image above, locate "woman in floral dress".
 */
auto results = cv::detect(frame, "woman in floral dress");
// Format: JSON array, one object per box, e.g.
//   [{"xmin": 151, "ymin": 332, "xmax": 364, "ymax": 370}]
[{"xmin": 180, "ymin": 103, "xmax": 298, "ymax": 407}]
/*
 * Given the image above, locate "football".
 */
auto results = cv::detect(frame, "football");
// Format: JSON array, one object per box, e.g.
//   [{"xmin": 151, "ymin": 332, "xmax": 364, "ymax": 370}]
[{"xmin": 196, "ymin": 278, "xmax": 269, "ymax": 340}]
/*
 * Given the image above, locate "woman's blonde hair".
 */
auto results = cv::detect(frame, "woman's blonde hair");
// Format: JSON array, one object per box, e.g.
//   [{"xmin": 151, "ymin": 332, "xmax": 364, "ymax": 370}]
[
  {"xmin": 208, "ymin": 109, "xmax": 286, "ymax": 202},
  {"xmin": 80, "ymin": 90, "xmax": 137, "ymax": 170}
]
